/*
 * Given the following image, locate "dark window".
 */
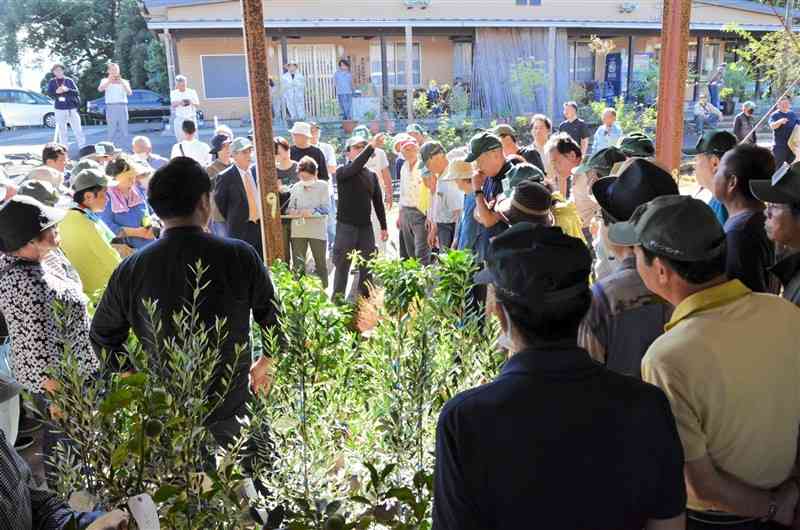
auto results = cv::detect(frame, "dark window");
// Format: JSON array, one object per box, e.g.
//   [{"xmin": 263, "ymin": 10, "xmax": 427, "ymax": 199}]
[
  {"xmin": 201, "ymin": 55, "xmax": 249, "ymax": 99},
  {"xmin": 516, "ymin": 0, "xmax": 542, "ymax": 4},
  {"xmin": 0, "ymin": 91, "xmax": 11, "ymax": 104},
  {"xmin": 139, "ymin": 91, "xmax": 161, "ymax": 103}
]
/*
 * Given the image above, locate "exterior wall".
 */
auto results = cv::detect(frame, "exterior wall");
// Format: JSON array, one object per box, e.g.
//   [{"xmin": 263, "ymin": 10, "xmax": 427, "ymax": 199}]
[
  {"xmin": 175, "ymin": 32, "xmax": 453, "ymax": 120},
  {"xmin": 156, "ymin": 0, "xmax": 783, "ymax": 27}
]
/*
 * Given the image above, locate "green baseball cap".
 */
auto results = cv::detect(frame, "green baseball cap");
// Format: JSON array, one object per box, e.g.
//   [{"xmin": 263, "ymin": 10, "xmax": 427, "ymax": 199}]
[
  {"xmin": 72, "ymin": 168, "xmax": 117, "ymax": 193},
  {"xmin": 502, "ymin": 163, "xmax": 545, "ymax": 194},
  {"xmin": 682, "ymin": 130, "xmax": 737, "ymax": 157},
  {"xmin": 608, "ymin": 195, "xmax": 726, "ymax": 262},
  {"xmin": 491, "ymin": 124, "xmax": 517, "ymax": 138},
  {"xmin": 418, "ymin": 141, "xmax": 446, "ymax": 176},
  {"xmin": 575, "ymin": 147, "xmax": 628, "ymax": 177},
  {"xmin": 617, "ymin": 132, "xmax": 655, "ymax": 158},
  {"xmin": 750, "ymin": 161, "xmax": 800, "ymax": 204},
  {"xmin": 464, "ymin": 131, "xmax": 503, "ymax": 163},
  {"xmin": 230, "ymin": 137, "xmax": 253, "ymax": 153},
  {"xmin": 352, "ymin": 125, "xmax": 372, "ymax": 140}
]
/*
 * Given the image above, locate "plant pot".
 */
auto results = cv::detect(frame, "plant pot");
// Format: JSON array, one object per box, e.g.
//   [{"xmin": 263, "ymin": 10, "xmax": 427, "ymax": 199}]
[{"xmin": 342, "ymin": 120, "xmax": 357, "ymax": 134}]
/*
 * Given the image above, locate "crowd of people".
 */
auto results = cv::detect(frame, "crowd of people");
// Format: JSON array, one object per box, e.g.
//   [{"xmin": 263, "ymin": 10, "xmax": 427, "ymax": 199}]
[{"xmin": 4, "ymin": 61, "xmax": 800, "ymax": 528}]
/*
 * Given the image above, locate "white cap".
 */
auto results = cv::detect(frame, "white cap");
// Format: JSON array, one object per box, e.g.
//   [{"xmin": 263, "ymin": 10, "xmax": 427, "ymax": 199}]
[{"xmin": 289, "ymin": 122, "xmax": 312, "ymax": 138}]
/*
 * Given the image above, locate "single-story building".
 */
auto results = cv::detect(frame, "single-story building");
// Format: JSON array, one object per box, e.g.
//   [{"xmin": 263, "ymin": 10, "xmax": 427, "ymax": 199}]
[{"xmin": 140, "ymin": 0, "xmax": 791, "ymax": 120}]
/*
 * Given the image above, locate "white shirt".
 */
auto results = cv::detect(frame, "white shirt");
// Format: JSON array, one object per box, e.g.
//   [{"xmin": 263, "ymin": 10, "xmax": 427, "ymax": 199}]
[
  {"xmin": 432, "ymin": 178, "xmax": 465, "ymax": 224},
  {"xmin": 171, "ymin": 138, "xmax": 211, "ymax": 166},
  {"xmin": 399, "ymin": 160, "xmax": 423, "ymax": 208},
  {"xmin": 171, "ymin": 88, "xmax": 200, "ymax": 120},
  {"xmin": 315, "ymin": 141, "xmax": 337, "ymax": 168},
  {"xmin": 103, "ymin": 82, "xmax": 128, "ymax": 104}
]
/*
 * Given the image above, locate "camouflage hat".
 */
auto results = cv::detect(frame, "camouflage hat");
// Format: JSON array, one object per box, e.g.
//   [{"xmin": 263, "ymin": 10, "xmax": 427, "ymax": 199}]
[
  {"xmin": 17, "ymin": 180, "xmax": 61, "ymax": 207},
  {"xmin": 230, "ymin": 137, "xmax": 253, "ymax": 154},
  {"xmin": 575, "ymin": 147, "xmax": 628, "ymax": 178},
  {"xmin": 464, "ymin": 131, "xmax": 503, "ymax": 163},
  {"xmin": 616, "ymin": 132, "xmax": 655, "ymax": 158},
  {"xmin": 491, "ymin": 124, "xmax": 517, "ymax": 138},
  {"xmin": 72, "ymin": 158, "xmax": 102, "ymax": 175}
]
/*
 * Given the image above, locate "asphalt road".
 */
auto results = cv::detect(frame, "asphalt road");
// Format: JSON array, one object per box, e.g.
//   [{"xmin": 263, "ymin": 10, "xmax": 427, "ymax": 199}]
[{"xmin": 0, "ymin": 121, "xmax": 250, "ymax": 161}]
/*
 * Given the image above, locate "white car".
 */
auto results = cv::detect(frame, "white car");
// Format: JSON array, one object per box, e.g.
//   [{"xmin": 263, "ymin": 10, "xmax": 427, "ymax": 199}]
[{"xmin": 0, "ymin": 88, "xmax": 56, "ymax": 129}]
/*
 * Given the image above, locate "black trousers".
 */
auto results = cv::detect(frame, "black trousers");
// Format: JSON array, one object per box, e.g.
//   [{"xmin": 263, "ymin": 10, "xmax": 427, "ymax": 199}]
[
  {"xmin": 332, "ymin": 222, "xmax": 376, "ymax": 300},
  {"xmin": 773, "ymin": 146, "xmax": 796, "ymax": 168},
  {"xmin": 688, "ymin": 511, "xmax": 788, "ymax": 530}
]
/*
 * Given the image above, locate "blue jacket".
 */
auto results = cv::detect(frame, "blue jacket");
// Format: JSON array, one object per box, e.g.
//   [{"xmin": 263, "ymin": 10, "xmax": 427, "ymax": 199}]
[
  {"xmin": 47, "ymin": 77, "xmax": 81, "ymax": 110},
  {"xmin": 99, "ymin": 193, "xmax": 154, "ymax": 249}
]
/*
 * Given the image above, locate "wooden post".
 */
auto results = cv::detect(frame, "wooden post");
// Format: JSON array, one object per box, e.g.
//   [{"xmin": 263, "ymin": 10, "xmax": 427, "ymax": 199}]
[
  {"xmin": 241, "ymin": 0, "xmax": 284, "ymax": 264},
  {"xmin": 655, "ymin": 0, "xmax": 692, "ymax": 173},
  {"xmin": 547, "ymin": 27, "xmax": 557, "ymax": 117},
  {"xmin": 693, "ymin": 35, "xmax": 703, "ymax": 101},
  {"xmin": 380, "ymin": 34, "xmax": 390, "ymax": 115},
  {"xmin": 405, "ymin": 24, "xmax": 414, "ymax": 121}
]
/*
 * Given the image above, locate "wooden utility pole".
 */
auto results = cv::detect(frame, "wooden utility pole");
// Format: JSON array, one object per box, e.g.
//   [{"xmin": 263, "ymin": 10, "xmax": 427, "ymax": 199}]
[
  {"xmin": 655, "ymin": 0, "xmax": 692, "ymax": 173},
  {"xmin": 241, "ymin": 0, "xmax": 284, "ymax": 264}
]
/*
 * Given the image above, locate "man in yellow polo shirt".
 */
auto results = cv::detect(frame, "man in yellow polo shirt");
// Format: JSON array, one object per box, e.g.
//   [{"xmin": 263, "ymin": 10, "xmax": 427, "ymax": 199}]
[
  {"xmin": 608, "ymin": 194, "xmax": 800, "ymax": 529},
  {"xmin": 59, "ymin": 168, "xmax": 122, "ymax": 300}
]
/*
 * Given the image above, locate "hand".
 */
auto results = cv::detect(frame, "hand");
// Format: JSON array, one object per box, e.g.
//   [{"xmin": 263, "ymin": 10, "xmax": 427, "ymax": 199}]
[
  {"xmin": 370, "ymin": 133, "xmax": 385, "ymax": 150},
  {"xmin": 427, "ymin": 227, "xmax": 437, "ymax": 248},
  {"xmin": 380, "ymin": 230, "xmax": 389, "ymax": 242},
  {"xmin": 396, "ymin": 216, "xmax": 401, "ymax": 229},
  {"xmin": 385, "ymin": 199, "xmax": 393, "ymax": 210},
  {"xmin": 249, "ymin": 356, "xmax": 274, "ymax": 397},
  {"xmin": 302, "ymin": 209, "xmax": 313, "ymax": 218},
  {"xmin": 774, "ymin": 479, "xmax": 800, "ymax": 527},
  {"xmin": 471, "ymin": 170, "xmax": 486, "ymax": 192},
  {"xmin": 56, "ymin": 86, "xmax": 67, "ymax": 94},
  {"xmin": 86, "ymin": 509, "xmax": 129, "ymax": 530}
]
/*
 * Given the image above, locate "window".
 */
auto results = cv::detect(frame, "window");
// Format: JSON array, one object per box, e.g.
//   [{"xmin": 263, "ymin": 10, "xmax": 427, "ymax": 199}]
[
  {"xmin": 30, "ymin": 92, "xmax": 51, "ymax": 105},
  {"xmin": 516, "ymin": 0, "xmax": 541, "ymax": 4},
  {"xmin": 201, "ymin": 55, "xmax": 249, "ymax": 99},
  {"xmin": 569, "ymin": 42, "xmax": 595, "ymax": 82},
  {"xmin": 139, "ymin": 91, "xmax": 161, "ymax": 103},
  {"xmin": 453, "ymin": 42, "xmax": 473, "ymax": 82},
  {"xmin": 0, "ymin": 90, "xmax": 12, "ymax": 103},
  {"xmin": 370, "ymin": 42, "xmax": 422, "ymax": 89}
]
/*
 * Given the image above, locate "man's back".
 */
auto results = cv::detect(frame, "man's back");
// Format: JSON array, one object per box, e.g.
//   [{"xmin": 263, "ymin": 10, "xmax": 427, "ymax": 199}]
[
  {"xmin": 171, "ymin": 139, "xmax": 211, "ymax": 165},
  {"xmin": 91, "ymin": 226, "xmax": 279, "ymax": 420},
  {"xmin": 434, "ymin": 346, "xmax": 686, "ymax": 530},
  {"xmin": 643, "ymin": 284, "xmax": 800, "ymax": 510}
]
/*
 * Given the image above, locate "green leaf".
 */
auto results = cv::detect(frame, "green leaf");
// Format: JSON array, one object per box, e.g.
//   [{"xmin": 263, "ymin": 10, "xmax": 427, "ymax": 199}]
[
  {"xmin": 350, "ymin": 495, "xmax": 372, "ymax": 506},
  {"xmin": 119, "ymin": 372, "xmax": 147, "ymax": 387},
  {"xmin": 386, "ymin": 486, "xmax": 414, "ymax": 504},
  {"xmin": 110, "ymin": 445, "xmax": 128, "ymax": 468},
  {"xmin": 364, "ymin": 461, "xmax": 380, "ymax": 489},
  {"xmin": 98, "ymin": 387, "xmax": 134, "ymax": 415},
  {"xmin": 153, "ymin": 484, "xmax": 180, "ymax": 503}
]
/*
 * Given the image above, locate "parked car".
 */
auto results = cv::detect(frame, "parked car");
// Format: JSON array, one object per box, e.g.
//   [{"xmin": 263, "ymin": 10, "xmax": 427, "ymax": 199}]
[
  {"xmin": 0, "ymin": 88, "xmax": 56, "ymax": 128},
  {"xmin": 86, "ymin": 89, "xmax": 203, "ymax": 123}
]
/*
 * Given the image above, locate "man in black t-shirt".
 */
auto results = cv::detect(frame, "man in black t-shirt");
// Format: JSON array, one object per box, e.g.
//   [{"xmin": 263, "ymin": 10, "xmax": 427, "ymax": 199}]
[
  {"xmin": 490, "ymin": 124, "xmax": 545, "ymax": 173},
  {"xmin": 558, "ymin": 101, "xmax": 591, "ymax": 156},
  {"xmin": 711, "ymin": 143, "xmax": 778, "ymax": 293},
  {"xmin": 433, "ymin": 223, "xmax": 687, "ymax": 530},
  {"xmin": 289, "ymin": 122, "xmax": 329, "ymax": 181}
]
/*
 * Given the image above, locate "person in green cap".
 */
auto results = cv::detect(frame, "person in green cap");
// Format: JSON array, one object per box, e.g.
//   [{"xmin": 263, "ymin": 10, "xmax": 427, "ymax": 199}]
[
  {"xmin": 465, "ymin": 130, "xmax": 513, "ymax": 261},
  {"xmin": 616, "ymin": 132, "xmax": 655, "ymax": 159},
  {"xmin": 490, "ymin": 123, "xmax": 544, "ymax": 171},
  {"xmin": 610, "ymin": 195, "xmax": 800, "ymax": 528},
  {"xmin": 59, "ymin": 168, "xmax": 122, "ymax": 299},
  {"xmin": 683, "ymin": 130, "xmax": 737, "ymax": 226},
  {"xmin": 751, "ymin": 161, "xmax": 800, "ymax": 305},
  {"xmin": 420, "ymin": 142, "xmax": 464, "ymax": 250}
]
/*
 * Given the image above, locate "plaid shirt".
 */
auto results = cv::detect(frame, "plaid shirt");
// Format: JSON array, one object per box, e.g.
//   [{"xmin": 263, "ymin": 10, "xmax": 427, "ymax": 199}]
[{"xmin": 0, "ymin": 430, "xmax": 101, "ymax": 529}]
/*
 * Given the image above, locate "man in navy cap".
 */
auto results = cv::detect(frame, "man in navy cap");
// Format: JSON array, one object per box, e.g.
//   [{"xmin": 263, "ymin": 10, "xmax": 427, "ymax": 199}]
[{"xmin": 434, "ymin": 222, "xmax": 687, "ymax": 530}]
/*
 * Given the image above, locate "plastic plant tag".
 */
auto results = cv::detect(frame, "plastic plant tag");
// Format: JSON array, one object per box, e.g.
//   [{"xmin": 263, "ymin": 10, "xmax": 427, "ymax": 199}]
[{"xmin": 128, "ymin": 493, "xmax": 160, "ymax": 529}]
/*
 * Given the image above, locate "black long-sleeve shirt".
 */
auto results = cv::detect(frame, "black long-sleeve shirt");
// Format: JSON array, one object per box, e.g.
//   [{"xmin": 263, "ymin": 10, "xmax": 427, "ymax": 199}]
[
  {"xmin": 733, "ymin": 112, "xmax": 757, "ymax": 144},
  {"xmin": 335, "ymin": 145, "xmax": 387, "ymax": 229},
  {"xmin": 90, "ymin": 226, "xmax": 281, "ymax": 423},
  {"xmin": 290, "ymin": 145, "xmax": 330, "ymax": 181}
]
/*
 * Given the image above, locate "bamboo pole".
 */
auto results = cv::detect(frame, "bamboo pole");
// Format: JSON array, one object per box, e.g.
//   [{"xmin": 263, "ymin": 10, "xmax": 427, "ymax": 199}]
[
  {"xmin": 240, "ymin": 0, "xmax": 284, "ymax": 264},
  {"xmin": 655, "ymin": 0, "xmax": 692, "ymax": 172}
]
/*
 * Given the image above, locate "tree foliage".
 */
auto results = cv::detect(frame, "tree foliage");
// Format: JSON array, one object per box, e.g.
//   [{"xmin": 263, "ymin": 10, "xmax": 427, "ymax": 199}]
[
  {"xmin": 725, "ymin": 23, "xmax": 800, "ymax": 97},
  {"xmin": 0, "ymin": 0, "xmax": 168, "ymax": 101}
]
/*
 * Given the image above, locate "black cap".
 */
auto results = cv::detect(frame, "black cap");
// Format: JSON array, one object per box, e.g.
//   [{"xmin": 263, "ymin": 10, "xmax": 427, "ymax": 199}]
[
  {"xmin": 592, "ymin": 158, "xmax": 679, "ymax": 222},
  {"xmin": 0, "ymin": 195, "xmax": 67, "ymax": 252},
  {"xmin": 497, "ymin": 180, "xmax": 553, "ymax": 225},
  {"xmin": 474, "ymin": 223, "xmax": 591, "ymax": 307},
  {"xmin": 78, "ymin": 144, "xmax": 97, "ymax": 159},
  {"xmin": 750, "ymin": 162, "xmax": 800, "ymax": 204},
  {"xmin": 682, "ymin": 130, "xmax": 737, "ymax": 157},
  {"xmin": 503, "ymin": 163, "xmax": 545, "ymax": 192},
  {"xmin": 209, "ymin": 134, "xmax": 232, "ymax": 155},
  {"xmin": 608, "ymin": 195, "xmax": 726, "ymax": 261}
]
